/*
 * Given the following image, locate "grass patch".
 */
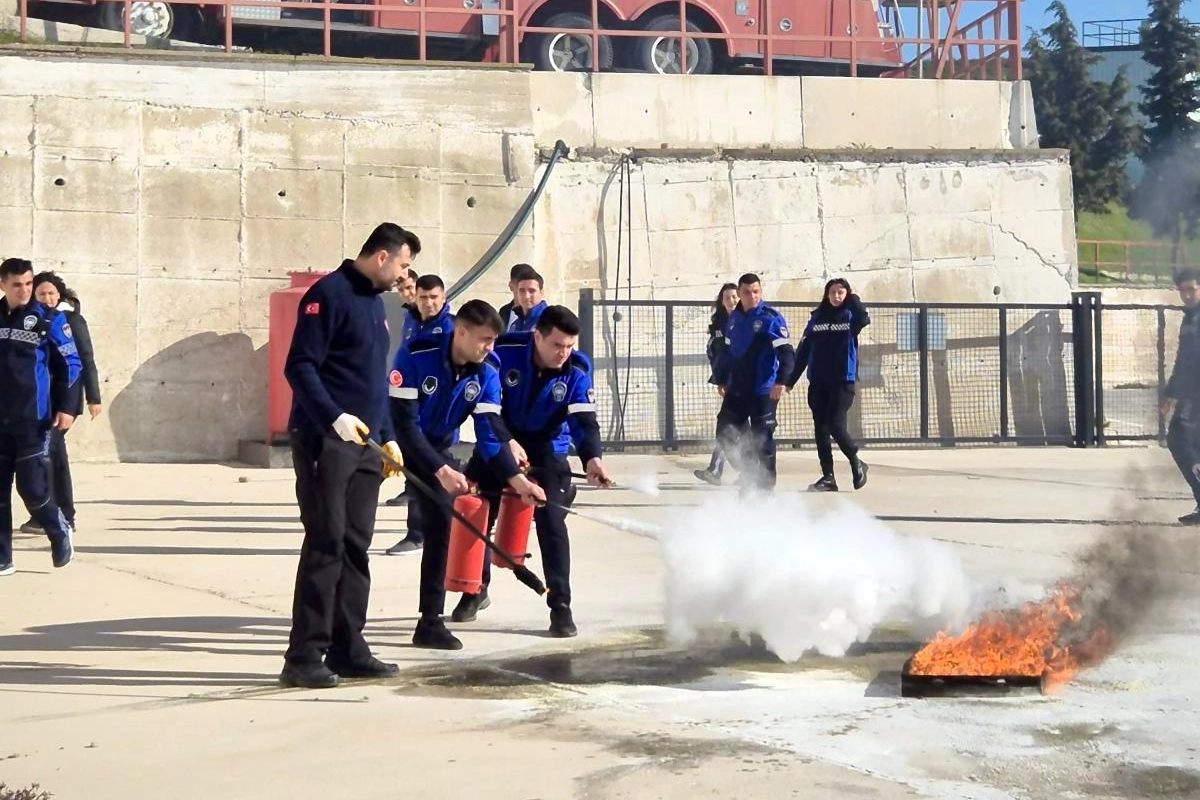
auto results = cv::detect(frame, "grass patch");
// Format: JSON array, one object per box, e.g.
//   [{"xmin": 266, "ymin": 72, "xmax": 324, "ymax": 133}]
[{"xmin": 1077, "ymin": 204, "xmax": 1200, "ymax": 284}]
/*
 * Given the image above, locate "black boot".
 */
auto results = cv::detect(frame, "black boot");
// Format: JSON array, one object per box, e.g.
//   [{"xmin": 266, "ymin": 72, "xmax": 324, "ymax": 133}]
[
  {"xmin": 1180, "ymin": 507, "xmax": 1200, "ymax": 526},
  {"xmin": 412, "ymin": 616, "xmax": 463, "ymax": 651},
  {"xmin": 451, "ymin": 589, "xmax": 491, "ymax": 623},
  {"xmin": 852, "ymin": 459, "xmax": 869, "ymax": 490},
  {"xmin": 809, "ymin": 473, "xmax": 838, "ymax": 492},
  {"xmin": 549, "ymin": 607, "xmax": 577, "ymax": 638},
  {"xmin": 280, "ymin": 660, "xmax": 339, "ymax": 689},
  {"xmin": 693, "ymin": 468, "xmax": 722, "ymax": 486},
  {"xmin": 324, "ymin": 654, "xmax": 399, "ymax": 680}
]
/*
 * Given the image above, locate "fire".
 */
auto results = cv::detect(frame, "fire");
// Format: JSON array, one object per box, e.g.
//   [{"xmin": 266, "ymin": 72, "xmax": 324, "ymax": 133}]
[{"xmin": 908, "ymin": 583, "xmax": 1116, "ymax": 689}]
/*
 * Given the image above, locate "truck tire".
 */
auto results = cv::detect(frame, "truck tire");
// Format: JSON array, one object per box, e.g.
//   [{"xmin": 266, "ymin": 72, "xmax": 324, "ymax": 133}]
[
  {"xmin": 97, "ymin": 0, "xmax": 199, "ymax": 40},
  {"xmin": 634, "ymin": 14, "xmax": 715, "ymax": 74},
  {"xmin": 528, "ymin": 11, "xmax": 614, "ymax": 72}
]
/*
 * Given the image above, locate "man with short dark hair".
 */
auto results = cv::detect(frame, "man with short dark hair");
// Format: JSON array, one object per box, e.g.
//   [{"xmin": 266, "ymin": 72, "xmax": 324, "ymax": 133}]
[
  {"xmin": 508, "ymin": 266, "xmax": 547, "ymax": 333},
  {"xmin": 390, "ymin": 299, "xmax": 545, "ymax": 650},
  {"xmin": 279, "ymin": 222, "xmax": 418, "ymax": 689},
  {"xmin": 498, "ymin": 264, "xmax": 528, "ymax": 331},
  {"xmin": 451, "ymin": 305, "xmax": 612, "ymax": 637},
  {"xmin": 0, "ymin": 257, "xmax": 81, "ymax": 576},
  {"xmin": 1162, "ymin": 267, "xmax": 1200, "ymax": 525},
  {"xmin": 712, "ymin": 273, "xmax": 795, "ymax": 492}
]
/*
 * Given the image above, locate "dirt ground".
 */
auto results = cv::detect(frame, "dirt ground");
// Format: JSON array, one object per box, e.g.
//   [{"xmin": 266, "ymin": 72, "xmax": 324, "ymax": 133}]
[{"xmin": 2, "ymin": 447, "xmax": 1198, "ymax": 800}]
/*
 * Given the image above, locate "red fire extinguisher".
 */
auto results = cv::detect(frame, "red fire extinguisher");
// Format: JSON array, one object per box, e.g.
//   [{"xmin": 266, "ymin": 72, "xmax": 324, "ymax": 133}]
[
  {"xmin": 493, "ymin": 486, "xmax": 536, "ymax": 568},
  {"xmin": 444, "ymin": 493, "xmax": 490, "ymax": 594}
]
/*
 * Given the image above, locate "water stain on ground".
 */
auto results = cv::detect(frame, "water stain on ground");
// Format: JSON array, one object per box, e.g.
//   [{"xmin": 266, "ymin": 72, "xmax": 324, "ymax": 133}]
[
  {"xmin": 392, "ymin": 627, "xmax": 922, "ymax": 699},
  {"xmin": 1120, "ymin": 766, "xmax": 1200, "ymax": 798}
]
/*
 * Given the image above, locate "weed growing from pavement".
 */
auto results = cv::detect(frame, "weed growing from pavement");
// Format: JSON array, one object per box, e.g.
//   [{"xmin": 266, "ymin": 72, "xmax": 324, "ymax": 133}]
[{"xmin": 0, "ymin": 784, "xmax": 53, "ymax": 800}]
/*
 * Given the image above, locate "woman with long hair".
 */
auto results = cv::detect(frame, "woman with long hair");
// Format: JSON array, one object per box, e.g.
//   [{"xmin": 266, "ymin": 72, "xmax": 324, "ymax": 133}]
[
  {"xmin": 787, "ymin": 278, "xmax": 871, "ymax": 492},
  {"xmin": 19, "ymin": 272, "xmax": 101, "ymax": 535},
  {"xmin": 694, "ymin": 282, "xmax": 738, "ymax": 486}
]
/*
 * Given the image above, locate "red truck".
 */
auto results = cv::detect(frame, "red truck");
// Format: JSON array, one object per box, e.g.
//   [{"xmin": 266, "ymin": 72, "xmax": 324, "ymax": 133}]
[{"xmin": 31, "ymin": 0, "xmax": 906, "ymax": 75}]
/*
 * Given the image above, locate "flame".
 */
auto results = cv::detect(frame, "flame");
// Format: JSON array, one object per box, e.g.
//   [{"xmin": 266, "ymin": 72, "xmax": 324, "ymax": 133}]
[{"xmin": 908, "ymin": 583, "xmax": 1115, "ymax": 689}]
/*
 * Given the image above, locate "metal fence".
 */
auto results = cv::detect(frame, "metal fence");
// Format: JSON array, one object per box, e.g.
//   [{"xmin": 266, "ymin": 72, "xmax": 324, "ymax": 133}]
[{"xmin": 577, "ymin": 289, "xmax": 1184, "ymax": 451}]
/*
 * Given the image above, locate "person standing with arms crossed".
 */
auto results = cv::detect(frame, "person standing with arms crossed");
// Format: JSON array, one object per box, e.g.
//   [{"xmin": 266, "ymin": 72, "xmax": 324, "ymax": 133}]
[
  {"xmin": 389, "ymin": 300, "xmax": 545, "ymax": 650},
  {"xmin": 711, "ymin": 273, "xmax": 795, "ymax": 493},
  {"xmin": 1161, "ymin": 268, "xmax": 1200, "ymax": 525},
  {"xmin": 451, "ymin": 306, "xmax": 613, "ymax": 637},
  {"xmin": 279, "ymin": 223, "xmax": 416, "ymax": 689},
  {"xmin": 0, "ymin": 258, "xmax": 81, "ymax": 575}
]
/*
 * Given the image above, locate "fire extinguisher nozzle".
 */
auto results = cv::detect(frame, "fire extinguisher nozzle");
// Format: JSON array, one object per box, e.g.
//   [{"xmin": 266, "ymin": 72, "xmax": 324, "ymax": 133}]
[{"xmin": 513, "ymin": 565, "xmax": 547, "ymax": 595}]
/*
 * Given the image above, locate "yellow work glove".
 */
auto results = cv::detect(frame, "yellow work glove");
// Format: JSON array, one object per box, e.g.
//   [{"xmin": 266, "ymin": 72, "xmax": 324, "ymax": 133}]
[{"xmin": 381, "ymin": 440, "xmax": 404, "ymax": 479}]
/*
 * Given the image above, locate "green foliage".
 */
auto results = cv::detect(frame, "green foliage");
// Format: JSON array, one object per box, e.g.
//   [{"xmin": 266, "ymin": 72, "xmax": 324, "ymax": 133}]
[
  {"xmin": 1025, "ymin": 1, "xmax": 1141, "ymax": 216},
  {"xmin": 1130, "ymin": 0, "xmax": 1200, "ymax": 259}
]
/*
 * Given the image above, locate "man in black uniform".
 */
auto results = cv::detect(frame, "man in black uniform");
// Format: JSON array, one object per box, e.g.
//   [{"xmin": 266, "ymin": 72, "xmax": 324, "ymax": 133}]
[
  {"xmin": 1162, "ymin": 268, "xmax": 1200, "ymax": 525},
  {"xmin": 0, "ymin": 258, "xmax": 81, "ymax": 575},
  {"xmin": 279, "ymin": 223, "xmax": 418, "ymax": 689}
]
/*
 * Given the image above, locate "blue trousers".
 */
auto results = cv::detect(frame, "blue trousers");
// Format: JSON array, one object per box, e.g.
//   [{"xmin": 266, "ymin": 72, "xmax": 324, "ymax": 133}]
[{"xmin": 1, "ymin": 424, "xmax": 72, "ymax": 565}]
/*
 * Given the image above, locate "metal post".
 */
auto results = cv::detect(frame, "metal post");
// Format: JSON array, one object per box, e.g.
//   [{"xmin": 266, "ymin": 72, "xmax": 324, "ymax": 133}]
[
  {"xmin": 849, "ymin": 0, "xmax": 858, "ymax": 77},
  {"xmin": 578, "ymin": 288, "xmax": 595, "ymax": 360},
  {"xmin": 998, "ymin": 306, "xmax": 1009, "ymax": 440},
  {"xmin": 1092, "ymin": 293, "xmax": 1106, "ymax": 446},
  {"xmin": 919, "ymin": 305, "xmax": 930, "ymax": 439},
  {"xmin": 1157, "ymin": 306, "xmax": 1167, "ymax": 443},
  {"xmin": 916, "ymin": 0, "xmax": 923, "ymax": 78},
  {"xmin": 1071, "ymin": 292, "xmax": 1096, "ymax": 448},
  {"xmin": 664, "ymin": 304, "xmax": 676, "ymax": 447}
]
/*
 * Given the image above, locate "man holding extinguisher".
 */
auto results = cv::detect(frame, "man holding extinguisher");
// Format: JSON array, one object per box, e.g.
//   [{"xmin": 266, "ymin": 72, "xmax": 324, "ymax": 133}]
[
  {"xmin": 451, "ymin": 305, "xmax": 612, "ymax": 638},
  {"xmin": 389, "ymin": 299, "xmax": 544, "ymax": 651}
]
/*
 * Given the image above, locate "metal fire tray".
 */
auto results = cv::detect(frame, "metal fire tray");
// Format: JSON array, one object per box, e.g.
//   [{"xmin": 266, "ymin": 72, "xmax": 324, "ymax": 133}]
[{"xmin": 900, "ymin": 657, "xmax": 1047, "ymax": 698}]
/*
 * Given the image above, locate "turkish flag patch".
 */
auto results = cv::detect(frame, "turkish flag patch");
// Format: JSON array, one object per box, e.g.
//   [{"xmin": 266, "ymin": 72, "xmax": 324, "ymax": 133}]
[
  {"xmin": 304, "ymin": 302, "xmax": 320, "ymax": 315},
  {"xmin": 389, "ymin": 370, "xmax": 403, "ymax": 387}
]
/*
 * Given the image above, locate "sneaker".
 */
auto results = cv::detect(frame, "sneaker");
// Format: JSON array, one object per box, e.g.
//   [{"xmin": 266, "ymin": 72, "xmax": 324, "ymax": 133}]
[
  {"xmin": 451, "ymin": 589, "xmax": 491, "ymax": 623},
  {"xmin": 19, "ymin": 519, "xmax": 42, "ymax": 534},
  {"xmin": 324, "ymin": 655, "xmax": 399, "ymax": 680},
  {"xmin": 1179, "ymin": 509, "xmax": 1200, "ymax": 526},
  {"xmin": 51, "ymin": 531, "xmax": 73, "ymax": 568},
  {"xmin": 549, "ymin": 607, "xmax": 577, "ymax": 638},
  {"xmin": 385, "ymin": 536, "xmax": 422, "ymax": 555},
  {"xmin": 852, "ymin": 460, "xmax": 869, "ymax": 490},
  {"xmin": 384, "ymin": 490, "xmax": 408, "ymax": 507},
  {"xmin": 0, "ymin": 563, "xmax": 14, "ymax": 577},
  {"xmin": 693, "ymin": 469, "xmax": 722, "ymax": 487},
  {"xmin": 809, "ymin": 474, "xmax": 838, "ymax": 492},
  {"xmin": 279, "ymin": 660, "xmax": 338, "ymax": 689},
  {"xmin": 412, "ymin": 617, "xmax": 463, "ymax": 651}
]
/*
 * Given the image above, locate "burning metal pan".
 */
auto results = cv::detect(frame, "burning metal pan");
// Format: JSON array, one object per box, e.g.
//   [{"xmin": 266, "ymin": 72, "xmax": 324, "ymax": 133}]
[{"xmin": 900, "ymin": 657, "xmax": 1047, "ymax": 698}]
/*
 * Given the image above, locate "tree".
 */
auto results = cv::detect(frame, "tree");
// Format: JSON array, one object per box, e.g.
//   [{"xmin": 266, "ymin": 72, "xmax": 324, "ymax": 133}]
[
  {"xmin": 1025, "ymin": 2, "xmax": 1141, "ymax": 215},
  {"xmin": 1131, "ymin": 0, "xmax": 1200, "ymax": 264}
]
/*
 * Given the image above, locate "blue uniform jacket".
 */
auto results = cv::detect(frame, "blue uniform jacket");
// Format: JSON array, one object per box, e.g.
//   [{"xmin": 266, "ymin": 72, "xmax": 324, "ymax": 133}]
[
  {"xmin": 398, "ymin": 304, "xmax": 421, "ymax": 351},
  {"xmin": 388, "ymin": 333, "xmax": 518, "ymax": 480},
  {"xmin": 491, "ymin": 332, "xmax": 603, "ymax": 465},
  {"xmin": 508, "ymin": 300, "xmax": 547, "ymax": 333},
  {"xmin": 285, "ymin": 260, "xmax": 395, "ymax": 443},
  {"xmin": 788, "ymin": 295, "xmax": 871, "ymax": 388},
  {"xmin": 0, "ymin": 299, "xmax": 82, "ymax": 426},
  {"xmin": 713, "ymin": 302, "xmax": 796, "ymax": 396}
]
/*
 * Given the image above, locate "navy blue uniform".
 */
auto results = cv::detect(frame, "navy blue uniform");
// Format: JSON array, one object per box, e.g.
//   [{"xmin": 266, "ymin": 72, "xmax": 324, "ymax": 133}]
[
  {"xmin": 1166, "ymin": 304, "xmax": 1200, "ymax": 510},
  {"xmin": 389, "ymin": 334, "xmax": 519, "ymax": 617},
  {"xmin": 508, "ymin": 300, "xmax": 547, "ymax": 334},
  {"xmin": 788, "ymin": 295, "xmax": 871, "ymax": 477},
  {"xmin": 1, "ymin": 298, "xmax": 81, "ymax": 569},
  {"xmin": 712, "ymin": 302, "xmax": 796, "ymax": 490},
  {"xmin": 468, "ymin": 332, "xmax": 602, "ymax": 610},
  {"xmin": 282, "ymin": 260, "xmax": 395, "ymax": 669}
]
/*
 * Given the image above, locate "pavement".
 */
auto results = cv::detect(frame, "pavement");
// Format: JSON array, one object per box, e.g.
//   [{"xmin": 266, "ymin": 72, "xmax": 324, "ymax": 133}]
[{"xmin": 2, "ymin": 447, "xmax": 1199, "ymax": 800}]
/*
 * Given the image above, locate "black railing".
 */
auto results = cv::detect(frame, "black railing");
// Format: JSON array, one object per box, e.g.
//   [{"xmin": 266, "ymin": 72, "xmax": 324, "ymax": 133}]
[{"xmin": 577, "ymin": 289, "xmax": 1184, "ymax": 452}]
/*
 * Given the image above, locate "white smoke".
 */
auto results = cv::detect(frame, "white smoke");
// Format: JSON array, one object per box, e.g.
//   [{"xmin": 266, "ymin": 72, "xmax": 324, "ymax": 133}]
[
  {"xmin": 657, "ymin": 492, "xmax": 975, "ymax": 661},
  {"xmin": 627, "ymin": 470, "xmax": 661, "ymax": 497}
]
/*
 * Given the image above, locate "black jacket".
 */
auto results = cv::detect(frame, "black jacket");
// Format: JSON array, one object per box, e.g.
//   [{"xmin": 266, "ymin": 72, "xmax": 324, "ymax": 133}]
[
  {"xmin": 788, "ymin": 294, "xmax": 871, "ymax": 388},
  {"xmin": 285, "ymin": 260, "xmax": 395, "ymax": 442},
  {"xmin": 1167, "ymin": 305, "xmax": 1200, "ymax": 403},
  {"xmin": 62, "ymin": 307, "xmax": 101, "ymax": 415}
]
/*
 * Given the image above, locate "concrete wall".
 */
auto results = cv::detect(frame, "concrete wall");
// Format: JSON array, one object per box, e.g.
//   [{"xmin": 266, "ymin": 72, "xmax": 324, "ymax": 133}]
[{"xmin": 0, "ymin": 49, "xmax": 1067, "ymax": 461}]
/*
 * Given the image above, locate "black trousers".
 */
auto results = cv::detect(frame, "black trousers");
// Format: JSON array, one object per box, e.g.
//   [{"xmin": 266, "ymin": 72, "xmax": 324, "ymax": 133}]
[
  {"xmin": 0, "ymin": 424, "xmax": 72, "ymax": 564},
  {"xmin": 1167, "ymin": 400, "xmax": 1200, "ymax": 507},
  {"xmin": 411, "ymin": 450, "xmax": 461, "ymax": 618},
  {"xmin": 716, "ymin": 392, "xmax": 778, "ymax": 489},
  {"xmin": 285, "ymin": 430, "xmax": 383, "ymax": 666},
  {"xmin": 403, "ymin": 495, "xmax": 424, "ymax": 544},
  {"xmin": 468, "ymin": 454, "xmax": 574, "ymax": 611},
  {"xmin": 807, "ymin": 383, "xmax": 860, "ymax": 474},
  {"xmin": 21, "ymin": 428, "xmax": 74, "ymax": 526}
]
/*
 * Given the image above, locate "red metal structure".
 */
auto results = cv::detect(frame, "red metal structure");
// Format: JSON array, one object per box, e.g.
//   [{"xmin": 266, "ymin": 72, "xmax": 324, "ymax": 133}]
[
  {"xmin": 18, "ymin": 0, "xmax": 1022, "ymax": 78},
  {"xmin": 266, "ymin": 270, "xmax": 326, "ymax": 445}
]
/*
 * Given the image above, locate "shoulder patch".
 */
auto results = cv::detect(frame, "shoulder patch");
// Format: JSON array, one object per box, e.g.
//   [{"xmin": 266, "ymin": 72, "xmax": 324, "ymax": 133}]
[
  {"xmin": 388, "ymin": 369, "xmax": 403, "ymax": 387},
  {"xmin": 752, "ymin": 319, "xmax": 763, "ymax": 332},
  {"xmin": 552, "ymin": 381, "xmax": 568, "ymax": 403},
  {"xmin": 464, "ymin": 380, "xmax": 481, "ymax": 402},
  {"xmin": 304, "ymin": 302, "xmax": 320, "ymax": 315},
  {"xmin": 62, "ymin": 322, "xmax": 74, "ymax": 339},
  {"xmin": 780, "ymin": 326, "xmax": 789, "ymax": 338},
  {"xmin": 421, "ymin": 375, "xmax": 438, "ymax": 395},
  {"xmin": 504, "ymin": 368, "xmax": 521, "ymax": 387},
  {"xmin": 23, "ymin": 315, "xmax": 38, "ymax": 331}
]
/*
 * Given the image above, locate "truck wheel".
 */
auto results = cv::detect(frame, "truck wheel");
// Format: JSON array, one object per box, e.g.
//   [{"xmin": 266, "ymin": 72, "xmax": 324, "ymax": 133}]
[
  {"xmin": 97, "ymin": 0, "xmax": 198, "ymax": 40},
  {"xmin": 529, "ymin": 11, "xmax": 614, "ymax": 72},
  {"xmin": 634, "ymin": 14, "xmax": 714, "ymax": 74}
]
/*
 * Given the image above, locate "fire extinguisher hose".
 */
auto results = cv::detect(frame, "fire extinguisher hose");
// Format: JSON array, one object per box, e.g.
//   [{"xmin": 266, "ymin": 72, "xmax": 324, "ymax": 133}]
[{"xmin": 366, "ymin": 440, "xmax": 547, "ymax": 596}]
